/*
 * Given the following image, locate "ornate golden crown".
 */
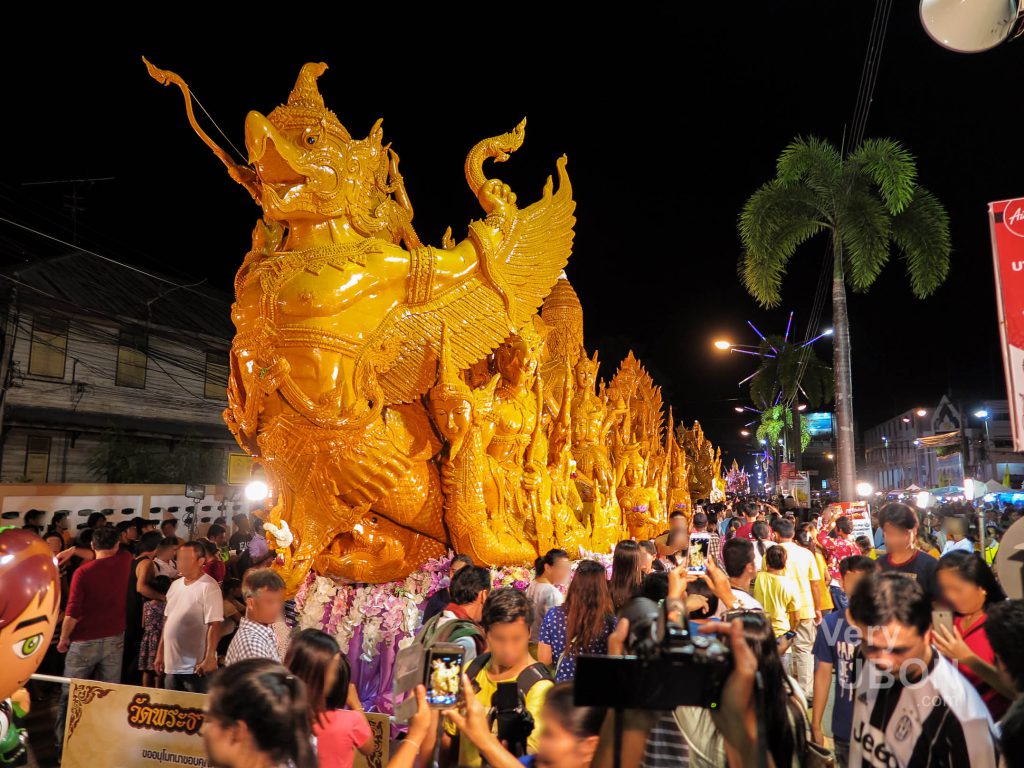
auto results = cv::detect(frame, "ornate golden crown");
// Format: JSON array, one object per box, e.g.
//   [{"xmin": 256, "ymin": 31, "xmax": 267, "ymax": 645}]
[{"xmin": 430, "ymin": 325, "xmax": 473, "ymax": 403}]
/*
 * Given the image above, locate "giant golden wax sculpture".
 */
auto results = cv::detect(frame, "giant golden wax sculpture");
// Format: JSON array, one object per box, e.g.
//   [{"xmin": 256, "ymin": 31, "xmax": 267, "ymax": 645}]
[{"xmin": 146, "ymin": 58, "xmax": 727, "ymax": 589}]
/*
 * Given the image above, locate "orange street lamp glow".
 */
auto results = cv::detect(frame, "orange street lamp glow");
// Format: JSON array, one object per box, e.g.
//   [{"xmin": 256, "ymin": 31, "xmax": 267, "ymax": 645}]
[
  {"xmin": 740, "ymin": 430, "xmax": 750, "ymax": 437},
  {"xmin": 714, "ymin": 340, "xmax": 731, "ymax": 350}
]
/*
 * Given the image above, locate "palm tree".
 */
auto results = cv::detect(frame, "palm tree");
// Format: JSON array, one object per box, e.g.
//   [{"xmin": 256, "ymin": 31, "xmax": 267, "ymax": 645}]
[
  {"xmin": 739, "ymin": 137, "xmax": 951, "ymax": 501},
  {"xmin": 749, "ymin": 334, "xmax": 833, "ymax": 471}
]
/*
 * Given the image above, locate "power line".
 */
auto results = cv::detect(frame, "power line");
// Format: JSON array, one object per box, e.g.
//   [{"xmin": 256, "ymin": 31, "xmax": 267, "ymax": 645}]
[{"xmin": 0, "ymin": 214, "xmax": 214, "ymax": 298}]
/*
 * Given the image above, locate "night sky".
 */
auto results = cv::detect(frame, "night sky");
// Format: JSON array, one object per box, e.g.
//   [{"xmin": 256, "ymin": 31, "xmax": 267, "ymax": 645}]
[{"xmin": 1, "ymin": 6, "xmax": 1018, "ymax": 470}]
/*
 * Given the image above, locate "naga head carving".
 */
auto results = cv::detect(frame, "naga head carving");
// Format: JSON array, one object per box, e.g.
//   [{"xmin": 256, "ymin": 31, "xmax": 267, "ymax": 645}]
[{"xmin": 244, "ymin": 62, "xmax": 390, "ymax": 225}]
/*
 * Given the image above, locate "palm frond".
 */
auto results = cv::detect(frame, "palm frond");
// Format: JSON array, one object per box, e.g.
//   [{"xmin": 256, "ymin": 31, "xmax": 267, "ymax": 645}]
[
  {"xmin": 891, "ymin": 185, "xmax": 952, "ymax": 299},
  {"xmin": 776, "ymin": 136, "xmax": 843, "ymax": 202},
  {"xmin": 838, "ymin": 185, "xmax": 892, "ymax": 292},
  {"xmin": 739, "ymin": 181, "xmax": 826, "ymax": 307},
  {"xmin": 847, "ymin": 138, "xmax": 917, "ymax": 215}
]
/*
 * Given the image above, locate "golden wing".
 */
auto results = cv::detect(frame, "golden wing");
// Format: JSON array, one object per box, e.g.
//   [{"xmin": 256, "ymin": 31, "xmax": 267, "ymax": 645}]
[{"xmin": 358, "ymin": 156, "xmax": 576, "ymax": 406}]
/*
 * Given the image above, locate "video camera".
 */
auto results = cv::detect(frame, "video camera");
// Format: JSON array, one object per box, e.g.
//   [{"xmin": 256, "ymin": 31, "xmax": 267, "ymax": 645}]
[{"xmin": 574, "ymin": 596, "xmax": 730, "ymax": 709}]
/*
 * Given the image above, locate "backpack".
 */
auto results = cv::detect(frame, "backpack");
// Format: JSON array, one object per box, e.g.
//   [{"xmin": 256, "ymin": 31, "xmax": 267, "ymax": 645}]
[{"xmin": 415, "ymin": 612, "xmax": 484, "ymax": 652}]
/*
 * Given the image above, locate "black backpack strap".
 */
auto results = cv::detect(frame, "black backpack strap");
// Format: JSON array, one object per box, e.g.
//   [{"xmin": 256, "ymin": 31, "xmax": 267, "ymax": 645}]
[
  {"xmin": 516, "ymin": 662, "xmax": 553, "ymax": 697},
  {"xmin": 466, "ymin": 651, "xmax": 490, "ymax": 693},
  {"xmin": 465, "ymin": 656, "xmax": 551, "ymax": 698}
]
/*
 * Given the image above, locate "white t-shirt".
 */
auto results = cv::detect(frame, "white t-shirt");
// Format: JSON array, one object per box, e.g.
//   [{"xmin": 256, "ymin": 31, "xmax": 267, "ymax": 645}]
[
  {"xmin": 712, "ymin": 587, "xmax": 764, "ymax": 619},
  {"xmin": 163, "ymin": 573, "xmax": 224, "ymax": 674},
  {"xmin": 525, "ymin": 581, "xmax": 564, "ymax": 643},
  {"xmin": 941, "ymin": 537, "xmax": 974, "ymax": 556}
]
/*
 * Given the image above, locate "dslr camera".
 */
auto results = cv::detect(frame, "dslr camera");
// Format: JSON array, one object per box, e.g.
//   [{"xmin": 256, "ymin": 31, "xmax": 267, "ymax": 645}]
[{"xmin": 574, "ymin": 596, "xmax": 730, "ymax": 709}]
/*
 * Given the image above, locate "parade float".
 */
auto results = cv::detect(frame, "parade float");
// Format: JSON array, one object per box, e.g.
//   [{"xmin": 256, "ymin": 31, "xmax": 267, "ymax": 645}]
[{"xmin": 146, "ymin": 59, "xmax": 727, "ymax": 708}]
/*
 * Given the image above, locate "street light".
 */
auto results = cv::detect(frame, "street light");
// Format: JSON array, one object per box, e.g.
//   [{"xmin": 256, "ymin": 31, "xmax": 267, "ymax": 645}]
[
  {"xmin": 974, "ymin": 409, "xmax": 993, "ymax": 481},
  {"xmin": 734, "ymin": 406, "xmax": 745, "ymax": 413},
  {"xmin": 825, "ymin": 453, "xmax": 834, "ymax": 460},
  {"xmin": 856, "ymin": 481, "xmax": 873, "ymax": 497},
  {"xmin": 740, "ymin": 430, "xmax": 750, "ymax": 437},
  {"xmin": 714, "ymin": 340, "xmax": 731, "ymax": 350},
  {"xmin": 797, "ymin": 403, "xmax": 807, "ymax": 411}
]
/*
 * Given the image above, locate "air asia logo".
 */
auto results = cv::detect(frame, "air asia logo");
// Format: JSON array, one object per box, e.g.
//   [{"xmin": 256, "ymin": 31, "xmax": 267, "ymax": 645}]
[{"xmin": 1005, "ymin": 199, "xmax": 1024, "ymax": 238}]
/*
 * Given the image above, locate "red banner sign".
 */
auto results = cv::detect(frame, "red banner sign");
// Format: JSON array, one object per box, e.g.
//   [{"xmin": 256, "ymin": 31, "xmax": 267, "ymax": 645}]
[{"xmin": 989, "ymin": 198, "xmax": 1024, "ymax": 451}]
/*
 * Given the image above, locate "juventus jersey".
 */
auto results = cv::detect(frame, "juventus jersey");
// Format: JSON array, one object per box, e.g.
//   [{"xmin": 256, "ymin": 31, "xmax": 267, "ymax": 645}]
[{"xmin": 849, "ymin": 649, "xmax": 998, "ymax": 767}]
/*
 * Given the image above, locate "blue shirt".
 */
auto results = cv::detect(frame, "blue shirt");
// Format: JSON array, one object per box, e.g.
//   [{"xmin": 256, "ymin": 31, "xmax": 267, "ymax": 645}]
[
  {"xmin": 539, "ymin": 605, "xmax": 616, "ymax": 682},
  {"xmin": 812, "ymin": 610, "xmax": 862, "ymax": 743}
]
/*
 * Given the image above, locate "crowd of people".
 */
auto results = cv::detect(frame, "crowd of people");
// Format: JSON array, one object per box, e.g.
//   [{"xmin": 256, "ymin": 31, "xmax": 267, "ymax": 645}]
[{"xmin": 15, "ymin": 494, "xmax": 1024, "ymax": 767}]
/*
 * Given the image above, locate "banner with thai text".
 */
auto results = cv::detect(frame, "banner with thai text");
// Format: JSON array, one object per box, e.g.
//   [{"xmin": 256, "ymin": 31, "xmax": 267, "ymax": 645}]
[
  {"xmin": 989, "ymin": 198, "xmax": 1024, "ymax": 452},
  {"xmin": 61, "ymin": 679, "xmax": 207, "ymax": 768},
  {"xmin": 60, "ymin": 679, "xmax": 390, "ymax": 768}
]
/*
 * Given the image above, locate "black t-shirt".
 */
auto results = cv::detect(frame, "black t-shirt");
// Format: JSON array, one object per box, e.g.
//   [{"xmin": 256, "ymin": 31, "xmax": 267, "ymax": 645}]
[{"xmin": 878, "ymin": 550, "xmax": 940, "ymax": 603}]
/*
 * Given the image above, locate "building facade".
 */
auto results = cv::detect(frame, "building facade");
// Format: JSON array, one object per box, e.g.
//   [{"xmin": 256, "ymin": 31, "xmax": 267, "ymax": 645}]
[
  {"xmin": 862, "ymin": 395, "xmax": 1024, "ymax": 491},
  {"xmin": 0, "ymin": 251, "xmax": 240, "ymax": 485}
]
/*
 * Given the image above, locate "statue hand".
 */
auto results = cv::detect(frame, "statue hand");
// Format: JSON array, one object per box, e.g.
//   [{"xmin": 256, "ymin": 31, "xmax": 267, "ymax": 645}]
[
  {"xmin": 478, "ymin": 178, "xmax": 517, "ymax": 219},
  {"xmin": 521, "ymin": 466, "xmax": 542, "ymax": 492}
]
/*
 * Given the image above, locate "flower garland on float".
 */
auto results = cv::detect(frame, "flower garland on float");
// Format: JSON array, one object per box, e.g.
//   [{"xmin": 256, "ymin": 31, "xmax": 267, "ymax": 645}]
[{"xmin": 292, "ymin": 550, "xmax": 615, "ymax": 661}]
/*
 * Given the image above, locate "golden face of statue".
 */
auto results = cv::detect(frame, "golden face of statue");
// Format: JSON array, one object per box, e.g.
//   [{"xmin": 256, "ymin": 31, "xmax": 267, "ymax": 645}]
[
  {"xmin": 497, "ymin": 337, "xmax": 540, "ymax": 388},
  {"xmin": 429, "ymin": 395, "xmax": 474, "ymax": 446},
  {"xmin": 572, "ymin": 415, "xmax": 589, "ymax": 443},
  {"xmin": 575, "ymin": 361, "xmax": 594, "ymax": 391},
  {"xmin": 246, "ymin": 111, "xmax": 387, "ymax": 222},
  {"xmin": 624, "ymin": 455, "xmax": 644, "ymax": 487}
]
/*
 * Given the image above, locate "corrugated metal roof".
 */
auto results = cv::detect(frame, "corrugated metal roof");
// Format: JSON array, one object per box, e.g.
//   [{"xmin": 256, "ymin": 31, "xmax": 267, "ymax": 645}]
[{"xmin": 7, "ymin": 250, "xmax": 234, "ymax": 340}]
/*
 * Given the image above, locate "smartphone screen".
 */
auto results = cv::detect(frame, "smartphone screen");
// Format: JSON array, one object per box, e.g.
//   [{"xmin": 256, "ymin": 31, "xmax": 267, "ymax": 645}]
[
  {"xmin": 424, "ymin": 645, "xmax": 465, "ymax": 708},
  {"xmin": 932, "ymin": 609, "xmax": 954, "ymax": 636},
  {"xmin": 688, "ymin": 533, "xmax": 711, "ymax": 572}
]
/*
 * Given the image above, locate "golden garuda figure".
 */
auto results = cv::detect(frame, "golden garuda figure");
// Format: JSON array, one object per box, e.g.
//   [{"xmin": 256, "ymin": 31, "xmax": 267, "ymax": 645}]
[{"xmin": 145, "ymin": 58, "xmax": 575, "ymax": 589}]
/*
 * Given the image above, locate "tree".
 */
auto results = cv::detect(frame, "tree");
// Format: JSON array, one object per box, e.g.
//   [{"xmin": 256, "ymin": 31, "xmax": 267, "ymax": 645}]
[
  {"xmin": 748, "ymin": 333, "xmax": 833, "ymax": 470},
  {"xmin": 739, "ymin": 136, "xmax": 951, "ymax": 500}
]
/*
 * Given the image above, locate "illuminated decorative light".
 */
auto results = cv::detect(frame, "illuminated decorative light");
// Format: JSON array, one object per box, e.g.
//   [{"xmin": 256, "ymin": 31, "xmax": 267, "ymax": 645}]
[
  {"xmin": 245, "ymin": 481, "xmax": 269, "ymax": 501},
  {"xmin": 916, "ymin": 409, "xmax": 927, "ymax": 417}
]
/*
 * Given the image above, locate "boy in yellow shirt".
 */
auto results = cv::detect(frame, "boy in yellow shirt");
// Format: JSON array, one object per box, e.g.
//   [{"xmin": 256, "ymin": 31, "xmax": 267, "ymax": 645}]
[
  {"xmin": 444, "ymin": 588, "xmax": 553, "ymax": 766},
  {"xmin": 753, "ymin": 545, "xmax": 800, "ymax": 639}
]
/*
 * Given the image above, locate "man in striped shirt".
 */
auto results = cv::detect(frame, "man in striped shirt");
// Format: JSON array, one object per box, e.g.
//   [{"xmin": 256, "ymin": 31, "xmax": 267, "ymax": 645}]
[{"xmin": 224, "ymin": 568, "xmax": 286, "ymax": 665}]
